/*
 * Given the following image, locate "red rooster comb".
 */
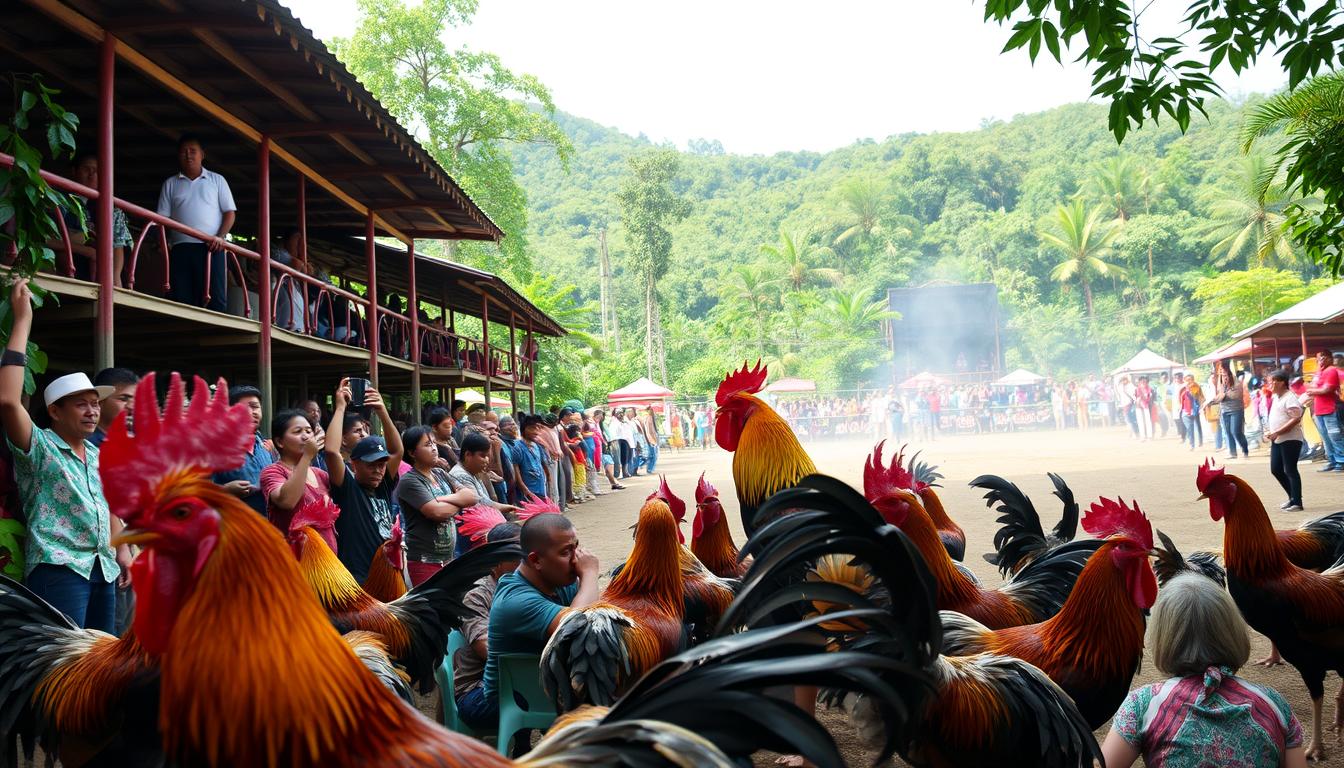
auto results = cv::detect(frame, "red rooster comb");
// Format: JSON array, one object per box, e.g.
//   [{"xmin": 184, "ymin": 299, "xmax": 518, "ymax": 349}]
[
  {"xmin": 646, "ymin": 475, "xmax": 687, "ymax": 543},
  {"xmin": 862, "ymin": 440, "xmax": 917, "ymax": 500},
  {"xmin": 288, "ymin": 496, "xmax": 341, "ymax": 535},
  {"xmin": 715, "ymin": 359, "xmax": 767, "ymax": 407},
  {"xmin": 458, "ymin": 505, "xmax": 507, "ymax": 547},
  {"xmin": 101, "ymin": 373, "xmax": 255, "ymax": 525},
  {"xmin": 695, "ymin": 472, "xmax": 718, "ymax": 504},
  {"xmin": 389, "ymin": 520, "xmax": 403, "ymax": 547},
  {"xmin": 1081, "ymin": 497, "xmax": 1153, "ymax": 550},
  {"xmin": 1196, "ymin": 459, "xmax": 1225, "ymax": 493},
  {"xmin": 516, "ymin": 495, "xmax": 562, "ymax": 521}
]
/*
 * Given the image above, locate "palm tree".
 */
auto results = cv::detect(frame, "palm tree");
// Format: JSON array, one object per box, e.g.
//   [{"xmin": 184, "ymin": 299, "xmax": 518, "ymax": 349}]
[
  {"xmin": 760, "ymin": 228, "xmax": 843, "ymax": 292},
  {"xmin": 718, "ymin": 264, "xmax": 782, "ymax": 355},
  {"xmin": 1201, "ymin": 154, "xmax": 1305, "ymax": 270},
  {"xmin": 1041, "ymin": 200, "xmax": 1126, "ymax": 323},
  {"xmin": 1156, "ymin": 295, "xmax": 1198, "ymax": 365},
  {"xmin": 819, "ymin": 287, "xmax": 900, "ymax": 336},
  {"xmin": 833, "ymin": 177, "xmax": 885, "ymax": 246},
  {"xmin": 1084, "ymin": 156, "xmax": 1143, "ymax": 222}
]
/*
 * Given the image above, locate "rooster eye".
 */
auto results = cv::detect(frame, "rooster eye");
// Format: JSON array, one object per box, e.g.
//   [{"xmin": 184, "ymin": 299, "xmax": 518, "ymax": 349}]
[{"xmin": 171, "ymin": 505, "xmax": 192, "ymax": 519}]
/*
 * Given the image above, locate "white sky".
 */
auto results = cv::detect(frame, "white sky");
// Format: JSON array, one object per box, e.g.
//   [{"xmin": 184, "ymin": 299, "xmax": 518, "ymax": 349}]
[{"xmin": 283, "ymin": 0, "xmax": 1290, "ymax": 155}]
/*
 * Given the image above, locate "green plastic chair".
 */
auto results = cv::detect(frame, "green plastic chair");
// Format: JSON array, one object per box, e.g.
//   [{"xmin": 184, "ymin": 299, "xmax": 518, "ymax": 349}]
[
  {"xmin": 495, "ymin": 653, "xmax": 557, "ymax": 755},
  {"xmin": 434, "ymin": 630, "xmax": 476, "ymax": 736}
]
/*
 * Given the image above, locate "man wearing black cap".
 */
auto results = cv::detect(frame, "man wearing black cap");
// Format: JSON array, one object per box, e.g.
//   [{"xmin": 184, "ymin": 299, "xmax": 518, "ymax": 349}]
[{"xmin": 323, "ymin": 378, "xmax": 404, "ymax": 582}]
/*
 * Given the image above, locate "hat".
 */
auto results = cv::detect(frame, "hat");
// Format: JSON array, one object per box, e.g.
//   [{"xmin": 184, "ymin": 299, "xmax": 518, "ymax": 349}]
[
  {"xmin": 350, "ymin": 436, "xmax": 390, "ymax": 462},
  {"xmin": 44, "ymin": 372, "xmax": 115, "ymax": 407},
  {"xmin": 466, "ymin": 402, "xmax": 489, "ymax": 415}
]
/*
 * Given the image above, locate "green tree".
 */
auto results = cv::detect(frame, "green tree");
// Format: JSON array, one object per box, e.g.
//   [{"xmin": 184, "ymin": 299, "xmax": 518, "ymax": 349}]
[
  {"xmin": 516, "ymin": 274, "xmax": 598, "ymax": 405},
  {"xmin": 832, "ymin": 176, "xmax": 885, "ymax": 247},
  {"xmin": 1041, "ymin": 200, "xmax": 1126, "ymax": 322},
  {"xmin": 333, "ymin": 0, "xmax": 571, "ymax": 276},
  {"xmin": 1084, "ymin": 156, "xmax": 1142, "ymax": 222},
  {"xmin": 1201, "ymin": 155, "xmax": 1304, "ymax": 271},
  {"xmin": 804, "ymin": 287, "xmax": 899, "ymax": 388},
  {"xmin": 1242, "ymin": 71, "xmax": 1344, "ymax": 275},
  {"xmin": 614, "ymin": 149, "xmax": 691, "ymax": 384},
  {"xmin": 1190, "ymin": 268, "xmax": 1328, "ymax": 349},
  {"xmin": 716, "ymin": 263, "xmax": 781, "ymax": 355},
  {"xmin": 759, "ymin": 228, "xmax": 843, "ymax": 292}
]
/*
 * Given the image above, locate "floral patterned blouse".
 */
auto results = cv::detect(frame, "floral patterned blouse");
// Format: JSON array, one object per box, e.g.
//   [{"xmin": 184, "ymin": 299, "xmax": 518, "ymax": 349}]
[
  {"xmin": 1113, "ymin": 666, "xmax": 1302, "ymax": 767},
  {"xmin": 8, "ymin": 428, "xmax": 116, "ymax": 582}
]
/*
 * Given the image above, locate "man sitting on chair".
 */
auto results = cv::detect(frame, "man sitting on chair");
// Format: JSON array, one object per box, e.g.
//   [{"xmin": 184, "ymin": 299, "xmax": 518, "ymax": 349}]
[{"xmin": 454, "ymin": 522, "xmax": 521, "ymax": 729}]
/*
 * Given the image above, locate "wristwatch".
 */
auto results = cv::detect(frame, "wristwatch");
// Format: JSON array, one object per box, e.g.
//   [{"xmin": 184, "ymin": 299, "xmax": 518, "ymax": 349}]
[{"xmin": 0, "ymin": 350, "xmax": 27, "ymax": 368}]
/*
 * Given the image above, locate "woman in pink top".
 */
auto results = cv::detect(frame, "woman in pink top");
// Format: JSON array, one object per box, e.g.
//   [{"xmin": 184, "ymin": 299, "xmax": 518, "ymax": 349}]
[{"xmin": 259, "ymin": 408, "xmax": 337, "ymax": 552}]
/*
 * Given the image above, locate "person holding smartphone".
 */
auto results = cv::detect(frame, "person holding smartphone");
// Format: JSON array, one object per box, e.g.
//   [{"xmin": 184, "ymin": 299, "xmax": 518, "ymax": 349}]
[{"xmin": 325, "ymin": 377, "xmax": 403, "ymax": 582}]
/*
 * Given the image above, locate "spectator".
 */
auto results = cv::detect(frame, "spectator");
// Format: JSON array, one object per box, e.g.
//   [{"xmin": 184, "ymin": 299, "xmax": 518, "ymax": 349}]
[
  {"xmin": 272, "ymin": 228, "xmax": 309, "ymax": 333},
  {"xmin": 427, "ymin": 407, "xmax": 460, "ymax": 469},
  {"xmin": 325, "ymin": 378, "xmax": 403, "ymax": 583},
  {"xmin": 454, "ymin": 522, "xmax": 523, "ymax": 730},
  {"xmin": 213, "ymin": 384, "xmax": 274, "ymax": 515},
  {"xmin": 1135, "ymin": 377, "xmax": 1154, "ymax": 441},
  {"xmin": 157, "ymin": 134, "xmax": 236, "ymax": 312},
  {"xmin": 0, "ymin": 279, "xmax": 125, "ymax": 631},
  {"xmin": 590, "ymin": 409, "xmax": 623, "ymax": 491},
  {"xmin": 397, "ymin": 425, "xmax": 477, "ymax": 586},
  {"xmin": 1306, "ymin": 350, "xmax": 1344, "ymax": 473},
  {"xmin": 450, "ymin": 399, "xmax": 467, "ymax": 444},
  {"xmin": 536, "ymin": 413, "xmax": 564, "ymax": 509},
  {"xmin": 1265, "ymin": 369, "xmax": 1306, "ymax": 512},
  {"xmin": 638, "ymin": 405, "xmax": 660, "ymax": 474},
  {"xmin": 1101, "ymin": 573, "xmax": 1304, "ymax": 768},
  {"xmin": 497, "ymin": 415, "xmax": 523, "ymax": 504},
  {"xmin": 564, "ymin": 423, "xmax": 592, "ymax": 503},
  {"xmin": 1215, "ymin": 363, "xmax": 1250, "ymax": 459},
  {"xmin": 481, "ymin": 416, "xmax": 511, "ymax": 503},
  {"xmin": 579, "ymin": 413, "xmax": 603, "ymax": 498},
  {"xmin": 510, "ymin": 414, "xmax": 550, "ymax": 500},
  {"xmin": 553, "ymin": 409, "xmax": 578, "ymax": 506},
  {"xmin": 449, "ymin": 432, "xmax": 518, "ymax": 514},
  {"xmin": 609, "ymin": 410, "xmax": 634, "ymax": 478},
  {"xmin": 260, "ymin": 409, "xmax": 336, "ymax": 551},
  {"xmin": 89, "ymin": 367, "xmax": 138, "ymax": 447},
  {"xmin": 480, "ymin": 514, "xmax": 600, "ymax": 736},
  {"xmin": 49, "ymin": 152, "xmax": 132, "ymax": 285},
  {"xmin": 1179, "ymin": 374, "xmax": 1204, "ymax": 450},
  {"xmin": 338, "ymin": 411, "xmax": 371, "ymax": 462}
]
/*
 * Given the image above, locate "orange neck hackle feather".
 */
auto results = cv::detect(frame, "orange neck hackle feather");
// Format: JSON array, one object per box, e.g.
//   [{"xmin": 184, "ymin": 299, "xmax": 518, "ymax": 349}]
[
  {"xmin": 35, "ymin": 631, "xmax": 154, "ymax": 735},
  {"xmin": 362, "ymin": 541, "xmax": 408, "ymax": 603},
  {"xmin": 919, "ymin": 487, "xmax": 963, "ymax": 539},
  {"xmin": 690, "ymin": 508, "xmax": 744, "ymax": 578},
  {"xmin": 884, "ymin": 490, "xmax": 983, "ymax": 609},
  {"xmin": 606, "ymin": 499, "xmax": 685, "ymax": 616},
  {"xmin": 292, "ymin": 525, "xmax": 410, "ymax": 653},
  {"xmin": 1219, "ymin": 474, "xmax": 1292, "ymax": 578},
  {"xmin": 729, "ymin": 393, "xmax": 817, "ymax": 509}
]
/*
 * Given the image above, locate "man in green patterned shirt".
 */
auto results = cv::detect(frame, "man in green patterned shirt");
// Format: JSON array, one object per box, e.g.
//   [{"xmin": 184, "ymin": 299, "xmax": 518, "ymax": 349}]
[{"xmin": 0, "ymin": 278, "xmax": 128, "ymax": 631}]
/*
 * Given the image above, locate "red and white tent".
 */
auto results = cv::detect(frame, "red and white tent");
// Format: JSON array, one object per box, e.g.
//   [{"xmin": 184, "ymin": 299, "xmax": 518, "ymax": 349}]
[{"xmin": 606, "ymin": 377, "xmax": 676, "ymax": 407}]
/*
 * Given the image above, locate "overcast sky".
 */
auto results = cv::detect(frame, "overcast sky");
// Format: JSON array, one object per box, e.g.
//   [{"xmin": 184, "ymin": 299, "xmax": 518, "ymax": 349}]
[{"xmin": 283, "ymin": 0, "xmax": 1290, "ymax": 155}]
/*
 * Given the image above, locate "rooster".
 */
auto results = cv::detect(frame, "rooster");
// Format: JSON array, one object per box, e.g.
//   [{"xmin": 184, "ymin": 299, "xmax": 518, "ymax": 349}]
[
  {"xmin": 286, "ymin": 496, "xmax": 489, "ymax": 692},
  {"xmin": 866, "ymin": 444, "xmax": 1099, "ymax": 628},
  {"xmin": 1278, "ymin": 510, "xmax": 1344, "ymax": 571},
  {"xmin": 1200, "ymin": 459, "xmax": 1344, "ymax": 761},
  {"xmin": 903, "ymin": 448, "xmax": 966, "ymax": 561},
  {"xmin": 645, "ymin": 476, "xmax": 739, "ymax": 641},
  {"xmin": 100, "ymin": 375, "xmax": 930, "ymax": 768},
  {"xmin": 940, "ymin": 496, "xmax": 1156, "ymax": 728},
  {"xmin": 361, "ymin": 521, "xmax": 407, "ymax": 603},
  {"xmin": 1152, "ymin": 528, "xmax": 1226, "ymax": 587},
  {"xmin": 541, "ymin": 494, "xmax": 688, "ymax": 709},
  {"xmin": 719, "ymin": 474, "xmax": 1103, "ymax": 768},
  {"xmin": 973, "ymin": 472, "xmax": 1080, "ymax": 577},
  {"xmin": 691, "ymin": 472, "xmax": 749, "ymax": 579},
  {"xmin": 715, "ymin": 361, "xmax": 817, "ymax": 536}
]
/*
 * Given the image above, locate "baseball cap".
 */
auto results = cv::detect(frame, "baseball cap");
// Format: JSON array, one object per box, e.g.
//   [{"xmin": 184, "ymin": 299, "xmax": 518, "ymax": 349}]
[
  {"xmin": 351, "ymin": 435, "xmax": 390, "ymax": 462},
  {"xmin": 44, "ymin": 372, "xmax": 115, "ymax": 407}
]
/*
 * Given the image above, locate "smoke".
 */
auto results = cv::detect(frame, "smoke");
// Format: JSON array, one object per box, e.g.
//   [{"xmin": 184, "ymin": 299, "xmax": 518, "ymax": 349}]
[{"xmin": 887, "ymin": 284, "xmax": 1002, "ymax": 380}]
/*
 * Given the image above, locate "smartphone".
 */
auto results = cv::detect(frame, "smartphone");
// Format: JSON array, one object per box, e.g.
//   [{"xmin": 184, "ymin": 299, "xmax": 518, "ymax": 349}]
[{"xmin": 350, "ymin": 376, "xmax": 369, "ymax": 416}]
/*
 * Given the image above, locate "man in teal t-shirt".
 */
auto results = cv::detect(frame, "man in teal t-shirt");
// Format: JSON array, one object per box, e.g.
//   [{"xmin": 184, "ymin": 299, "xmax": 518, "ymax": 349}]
[{"xmin": 466, "ymin": 513, "xmax": 600, "ymax": 733}]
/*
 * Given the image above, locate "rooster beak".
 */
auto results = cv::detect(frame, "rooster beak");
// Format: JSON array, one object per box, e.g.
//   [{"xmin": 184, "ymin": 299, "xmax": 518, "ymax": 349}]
[
  {"xmin": 113, "ymin": 528, "xmax": 160, "ymax": 547},
  {"xmin": 1196, "ymin": 493, "xmax": 1208, "ymax": 501}
]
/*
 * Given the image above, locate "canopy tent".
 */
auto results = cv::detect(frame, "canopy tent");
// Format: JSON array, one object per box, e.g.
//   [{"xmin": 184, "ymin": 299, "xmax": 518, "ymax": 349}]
[
  {"xmin": 1235, "ymin": 281, "xmax": 1344, "ymax": 341},
  {"xmin": 1193, "ymin": 338, "xmax": 1253, "ymax": 365},
  {"xmin": 1111, "ymin": 349, "xmax": 1183, "ymax": 377},
  {"xmin": 763, "ymin": 377, "xmax": 817, "ymax": 393},
  {"xmin": 607, "ymin": 377, "xmax": 676, "ymax": 403},
  {"xmin": 900, "ymin": 371, "xmax": 949, "ymax": 389},
  {"xmin": 456, "ymin": 389, "xmax": 512, "ymax": 408},
  {"xmin": 992, "ymin": 368, "xmax": 1046, "ymax": 386}
]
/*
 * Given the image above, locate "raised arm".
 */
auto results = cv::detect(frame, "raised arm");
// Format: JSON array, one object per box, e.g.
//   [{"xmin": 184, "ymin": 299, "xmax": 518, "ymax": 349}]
[
  {"xmin": 366, "ymin": 385, "xmax": 402, "ymax": 467},
  {"xmin": 270, "ymin": 439, "xmax": 318, "ymax": 511},
  {"xmin": 0, "ymin": 279, "xmax": 36, "ymax": 452},
  {"xmin": 323, "ymin": 378, "xmax": 351, "ymax": 487}
]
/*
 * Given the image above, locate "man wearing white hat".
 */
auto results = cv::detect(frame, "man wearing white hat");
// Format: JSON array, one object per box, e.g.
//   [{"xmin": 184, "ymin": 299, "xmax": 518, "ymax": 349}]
[{"xmin": 0, "ymin": 278, "xmax": 128, "ymax": 632}]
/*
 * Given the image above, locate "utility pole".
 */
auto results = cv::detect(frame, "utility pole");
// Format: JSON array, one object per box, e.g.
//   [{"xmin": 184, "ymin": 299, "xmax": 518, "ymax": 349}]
[{"xmin": 599, "ymin": 227, "xmax": 621, "ymax": 353}]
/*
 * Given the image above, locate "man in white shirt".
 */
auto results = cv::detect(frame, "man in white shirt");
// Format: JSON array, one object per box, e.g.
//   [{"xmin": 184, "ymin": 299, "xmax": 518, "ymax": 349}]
[
  {"xmin": 156, "ymin": 135, "xmax": 236, "ymax": 312},
  {"xmin": 1265, "ymin": 369, "xmax": 1306, "ymax": 512}
]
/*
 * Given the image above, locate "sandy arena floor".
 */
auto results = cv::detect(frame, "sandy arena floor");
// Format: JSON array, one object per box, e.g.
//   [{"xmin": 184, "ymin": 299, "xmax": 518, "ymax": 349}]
[{"xmin": 557, "ymin": 424, "xmax": 1344, "ymax": 766}]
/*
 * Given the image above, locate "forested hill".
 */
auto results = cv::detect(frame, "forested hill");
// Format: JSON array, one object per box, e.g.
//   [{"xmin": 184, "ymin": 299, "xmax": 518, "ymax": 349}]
[{"xmin": 509, "ymin": 98, "xmax": 1330, "ymax": 398}]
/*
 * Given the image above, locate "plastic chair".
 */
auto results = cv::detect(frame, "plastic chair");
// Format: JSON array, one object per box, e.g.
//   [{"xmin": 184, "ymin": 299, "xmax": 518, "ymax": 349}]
[
  {"xmin": 434, "ymin": 630, "xmax": 476, "ymax": 736},
  {"xmin": 495, "ymin": 653, "xmax": 557, "ymax": 755}
]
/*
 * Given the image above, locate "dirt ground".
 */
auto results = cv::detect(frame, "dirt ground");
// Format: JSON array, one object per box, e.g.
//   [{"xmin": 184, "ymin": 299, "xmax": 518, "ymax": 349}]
[{"xmin": 554, "ymin": 424, "xmax": 1344, "ymax": 766}]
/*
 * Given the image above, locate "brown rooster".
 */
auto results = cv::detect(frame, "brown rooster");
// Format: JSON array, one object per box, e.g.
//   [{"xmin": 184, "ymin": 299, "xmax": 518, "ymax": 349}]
[
  {"xmin": 866, "ymin": 444, "xmax": 1099, "ymax": 629},
  {"xmin": 973, "ymin": 472, "xmax": 1081, "ymax": 577},
  {"xmin": 901, "ymin": 447, "xmax": 966, "ymax": 562},
  {"xmin": 647, "ymin": 476, "xmax": 739, "ymax": 643},
  {"xmin": 362, "ymin": 521, "xmax": 407, "ymax": 603},
  {"xmin": 1200, "ymin": 460, "xmax": 1344, "ymax": 761},
  {"xmin": 691, "ymin": 472, "xmax": 748, "ymax": 579},
  {"xmin": 95, "ymin": 375, "xmax": 927, "ymax": 768},
  {"xmin": 941, "ymin": 496, "xmax": 1155, "ymax": 728},
  {"xmin": 714, "ymin": 361, "xmax": 817, "ymax": 535}
]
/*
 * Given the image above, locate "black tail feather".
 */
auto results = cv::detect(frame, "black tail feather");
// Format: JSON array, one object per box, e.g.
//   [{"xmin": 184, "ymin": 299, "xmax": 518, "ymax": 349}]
[{"xmin": 971, "ymin": 474, "xmax": 1048, "ymax": 577}]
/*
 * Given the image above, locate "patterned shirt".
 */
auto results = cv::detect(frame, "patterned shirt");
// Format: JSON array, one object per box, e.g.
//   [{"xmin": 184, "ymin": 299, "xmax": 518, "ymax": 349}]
[
  {"xmin": 63, "ymin": 196, "xmax": 133, "ymax": 249},
  {"xmin": 453, "ymin": 574, "xmax": 498, "ymax": 698},
  {"xmin": 8, "ymin": 428, "xmax": 116, "ymax": 581},
  {"xmin": 1113, "ymin": 666, "xmax": 1302, "ymax": 768}
]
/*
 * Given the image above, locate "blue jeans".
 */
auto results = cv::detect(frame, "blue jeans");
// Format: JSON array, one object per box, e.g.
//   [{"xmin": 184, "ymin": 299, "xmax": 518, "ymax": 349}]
[
  {"xmin": 1181, "ymin": 413, "xmax": 1203, "ymax": 448},
  {"xmin": 1315, "ymin": 413, "xmax": 1344, "ymax": 467},
  {"xmin": 643, "ymin": 442, "xmax": 659, "ymax": 473},
  {"xmin": 1221, "ymin": 410, "xmax": 1249, "ymax": 457},
  {"xmin": 26, "ymin": 562, "xmax": 116, "ymax": 632},
  {"xmin": 457, "ymin": 685, "xmax": 499, "ymax": 730}
]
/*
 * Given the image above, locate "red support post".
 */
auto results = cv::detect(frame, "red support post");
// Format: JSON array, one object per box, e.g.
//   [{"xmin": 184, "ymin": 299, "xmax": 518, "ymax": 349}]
[
  {"xmin": 526, "ymin": 318, "xmax": 535, "ymax": 412},
  {"xmin": 257, "ymin": 137, "xmax": 273, "ymax": 424},
  {"xmin": 508, "ymin": 312, "xmax": 517, "ymax": 411},
  {"xmin": 481, "ymin": 293, "xmax": 491, "ymax": 404},
  {"xmin": 298, "ymin": 175, "xmax": 307, "ymax": 328},
  {"xmin": 408, "ymin": 238, "xmax": 421, "ymax": 410},
  {"xmin": 95, "ymin": 33, "xmax": 117, "ymax": 369},
  {"xmin": 366, "ymin": 211, "xmax": 379, "ymax": 388}
]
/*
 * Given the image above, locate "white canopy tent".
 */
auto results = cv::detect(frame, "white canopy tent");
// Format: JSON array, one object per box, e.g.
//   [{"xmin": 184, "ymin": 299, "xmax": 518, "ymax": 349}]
[
  {"xmin": 993, "ymin": 368, "xmax": 1046, "ymax": 386},
  {"xmin": 1111, "ymin": 349, "xmax": 1183, "ymax": 377}
]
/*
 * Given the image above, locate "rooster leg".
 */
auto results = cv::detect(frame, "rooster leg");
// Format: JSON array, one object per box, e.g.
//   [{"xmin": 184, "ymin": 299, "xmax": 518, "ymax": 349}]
[
  {"xmin": 1307, "ymin": 696, "xmax": 1327, "ymax": 761},
  {"xmin": 1254, "ymin": 643, "xmax": 1283, "ymax": 667},
  {"xmin": 772, "ymin": 687, "xmax": 820, "ymax": 768},
  {"xmin": 1334, "ymin": 682, "xmax": 1344, "ymax": 738}
]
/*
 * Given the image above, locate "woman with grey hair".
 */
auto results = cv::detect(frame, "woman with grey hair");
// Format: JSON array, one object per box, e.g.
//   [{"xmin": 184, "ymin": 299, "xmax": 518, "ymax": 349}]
[{"xmin": 1101, "ymin": 573, "xmax": 1306, "ymax": 767}]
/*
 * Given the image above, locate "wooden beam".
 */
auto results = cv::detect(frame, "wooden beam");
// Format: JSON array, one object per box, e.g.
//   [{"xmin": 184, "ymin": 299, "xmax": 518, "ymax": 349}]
[
  {"xmin": 192, "ymin": 29, "xmax": 320, "ymax": 122},
  {"xmin": 266, "ymin": 122, "xmax": 387, "ymax": 138},
  {"xmin": 108, "ymin": 14, "xmax": 268, "ymax": 33}
]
